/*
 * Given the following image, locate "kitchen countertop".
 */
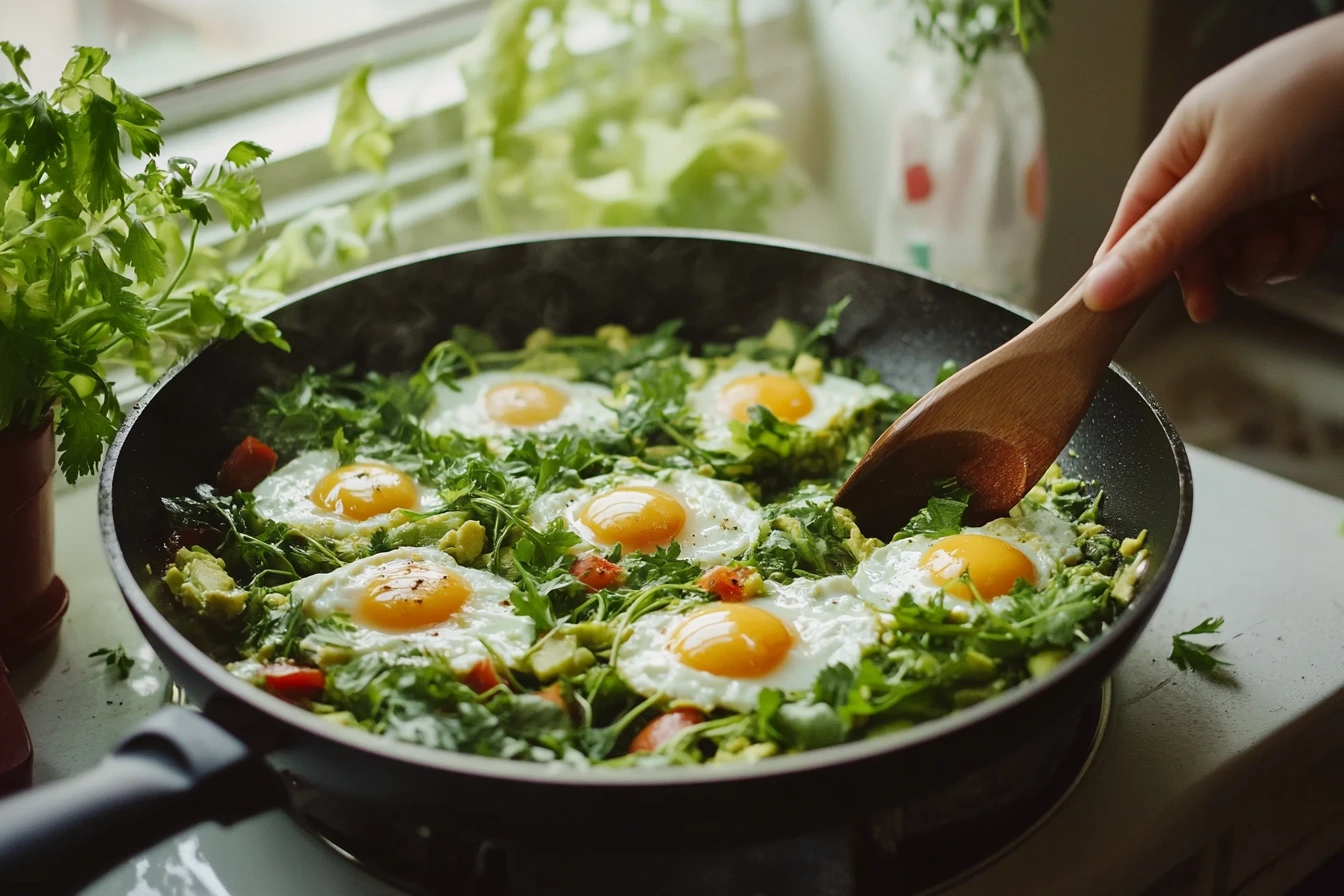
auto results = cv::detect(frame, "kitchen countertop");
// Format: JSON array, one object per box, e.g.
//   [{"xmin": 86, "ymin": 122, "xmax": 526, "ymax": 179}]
[{"xmin": 11, "ymin": 446, "xmax": 1344, "ymax": 895}]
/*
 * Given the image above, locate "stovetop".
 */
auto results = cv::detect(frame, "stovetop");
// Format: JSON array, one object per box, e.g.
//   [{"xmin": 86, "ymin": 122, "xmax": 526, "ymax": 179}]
[{"xmin": 13, "ymin": 447, "xmax": 1344, "ymax": 896}]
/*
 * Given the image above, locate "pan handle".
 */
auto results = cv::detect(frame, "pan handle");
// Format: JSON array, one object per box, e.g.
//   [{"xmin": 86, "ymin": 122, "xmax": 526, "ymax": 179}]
[{"xmin": 0, "ymin": 705, "xmax": 283, "ymax": 894}]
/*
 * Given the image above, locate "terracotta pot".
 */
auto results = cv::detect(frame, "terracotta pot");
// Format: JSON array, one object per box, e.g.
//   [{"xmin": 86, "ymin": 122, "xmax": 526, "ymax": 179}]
[{"xmin": 0, "ymin": 414, "xmax": 69, "ymax": 666}]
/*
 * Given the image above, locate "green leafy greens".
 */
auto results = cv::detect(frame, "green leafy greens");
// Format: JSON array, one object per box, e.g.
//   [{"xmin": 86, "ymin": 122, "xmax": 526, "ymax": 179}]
[
  {"xmin": 0, "ymin": 44, "xmax": 283, "ymax": 481},
  {"xmin": 155, "ymin": 300, "xmax": 1147, "ymax": 766},
  {"xmin": 462, "ymin": 0, "xmax": 794, "ymax": 233},
  {"xmin": 1169, "ymin": 617, "xmax": 1230, "ymax": 673}
]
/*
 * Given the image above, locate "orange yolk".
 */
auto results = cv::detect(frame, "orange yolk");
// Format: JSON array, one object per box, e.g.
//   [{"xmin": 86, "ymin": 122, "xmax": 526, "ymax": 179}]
[
  {"xmin": 310, "ymin": 463, "xmax": 419, "ymax": 521},
  {"xmin": 356, "ymin": 559, "xmax": 471, "ymax": 632},
  {"xmin": 718, "ymin": 373, "xmax": 814, "ymax": 424},
  {"xmin": 483, "ymin": 380, "xmax": 569, "ymax": 427},
  {"xmin": 578, "ymin": 487, "xmax": 686, "ymax": 553},
  {"xmin": 668, "ymin": 604, "xmax": 795, "ymax": 678},
  {"xmin": 919, "ymin": 534, "xmax": 1036, "ymax": 601}
]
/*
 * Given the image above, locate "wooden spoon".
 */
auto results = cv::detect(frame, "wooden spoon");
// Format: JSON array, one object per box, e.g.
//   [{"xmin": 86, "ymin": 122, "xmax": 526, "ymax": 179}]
[{"xmin": 834, "ymin": 278, "xmax": 1149, "ymax": 539}]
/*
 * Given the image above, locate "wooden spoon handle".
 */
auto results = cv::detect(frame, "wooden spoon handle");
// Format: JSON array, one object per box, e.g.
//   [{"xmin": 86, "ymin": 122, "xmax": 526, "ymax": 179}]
[{"xmin": 1028, "ymin": 275, "xmax": 1151, "ymax": 388}]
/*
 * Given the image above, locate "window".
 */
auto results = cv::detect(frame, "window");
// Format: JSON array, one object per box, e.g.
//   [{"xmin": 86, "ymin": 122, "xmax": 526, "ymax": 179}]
[{"xmin": 4, "ymin": 0, "xmax": 468, "ymax": 96}]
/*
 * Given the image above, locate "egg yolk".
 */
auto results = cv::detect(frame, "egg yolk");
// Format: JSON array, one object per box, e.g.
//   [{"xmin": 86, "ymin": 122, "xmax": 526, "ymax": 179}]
[
  {"xmin": 578, "ymin": 486, "xmax": 686, "ymax": 553},
  {"xmin": 718, "ymin": 373, "xmax": 814, "ymax": 424},
  {"xmin": 357, "ymin": 559, "xmax": 471, "ymax": 632},
  {"xmin": 483, "ymin": 380, "xmax": 569, "ymax": 427},
  {"xmin": 919, "ymin": 534, "xmax": 1036, "ymax": 600},
  {"xmin": 668, "ymin": 604, "xmax": 795, "ymax": 678},
  {"xmin": 310, "ymin": 463, "xmax": 419, "ymax": 521}
]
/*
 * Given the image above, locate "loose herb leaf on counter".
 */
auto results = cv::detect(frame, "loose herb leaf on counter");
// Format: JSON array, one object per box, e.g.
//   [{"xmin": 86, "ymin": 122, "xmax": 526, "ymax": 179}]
[
  {"xmin": 1169, "ymin": 617, "xmax": 1230, "ymax": 673},
  {"xmin": 89, "ymin": 645, "xmax": 134, "ymax": 680}
]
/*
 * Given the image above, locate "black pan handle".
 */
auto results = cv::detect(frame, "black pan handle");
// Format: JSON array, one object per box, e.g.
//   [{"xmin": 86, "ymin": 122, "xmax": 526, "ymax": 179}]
[{"xmin": 0, "ymin": 705, "xmax": 283, "ymax": 894}]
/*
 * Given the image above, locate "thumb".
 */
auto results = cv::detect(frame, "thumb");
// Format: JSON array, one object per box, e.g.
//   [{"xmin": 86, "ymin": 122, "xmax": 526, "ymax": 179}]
[{"xmin": 1084, "ymin": 157, "xmax": 1234, "ymax": 311}]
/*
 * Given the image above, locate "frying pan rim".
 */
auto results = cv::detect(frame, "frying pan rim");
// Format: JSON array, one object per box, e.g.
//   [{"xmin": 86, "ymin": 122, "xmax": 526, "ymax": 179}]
[{"xmin": 98, "ymin": 228, "xmax": 1193, "ymax": 788}]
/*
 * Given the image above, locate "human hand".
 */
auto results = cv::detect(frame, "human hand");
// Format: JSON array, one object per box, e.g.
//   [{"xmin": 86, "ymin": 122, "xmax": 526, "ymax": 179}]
[{"xmin": 1084, "ymin": 13, "xmax": 1344, "ymax": 321}]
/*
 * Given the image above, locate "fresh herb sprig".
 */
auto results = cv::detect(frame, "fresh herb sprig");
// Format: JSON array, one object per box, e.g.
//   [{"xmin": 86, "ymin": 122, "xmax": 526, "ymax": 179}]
[
  {"xmin": 1169, "ymin": 617, "xmax": 1231, "ymax": 673},
  {"xmin": 89, "ymin": 644, "xmax": 134, "ymax": 679},
  {"xmin": 0, "ymin": 44, "xmax": 282, "ymax": 481},
  {"xmin": 908, "ymin": 0, "xmax": 1053, "ymax": 71}
]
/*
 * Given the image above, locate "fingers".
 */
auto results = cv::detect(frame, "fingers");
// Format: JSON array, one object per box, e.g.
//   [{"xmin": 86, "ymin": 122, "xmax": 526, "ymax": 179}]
[
  {"xmin": 1272, "ymin": 205, "xmax": 1329, "ymax": 282},
  {"xmin": 1213, "ymin": 192, "xmax": 1330, "ymax": 294},
  {"xmin": 1085, "ymin": 156, "xmax": 1230, "ymax": 311},
  {"xmin": 1174, "ymin": 242, "xmax": 1221, "ymax": 323},
  {"xmin": 1095, "ymin": 108, "xmax": 1208, "ymax": 262},
  {"xmin": 1221, "ymin": 228, "xmax": 1292, "ymax": 295}
]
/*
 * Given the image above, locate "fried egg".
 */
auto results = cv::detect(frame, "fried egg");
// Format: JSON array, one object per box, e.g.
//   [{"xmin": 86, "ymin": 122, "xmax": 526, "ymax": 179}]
[
  {"xmin": 252, "ymin": 450, "xmax": 439, "ymax": 538},
  {"xmin": 687, "ymin": 360, "xmax": 890, "ymax": 450},
  {"xmin": 296, "ymin": 547, "xmax": 534, "ymax": 673},
  {"xmin": 853, "ymin": 508, "xmax": 1081, "ymax": 609},
  {"xmin": 618, "ymin": 577, "xmax": 880, "ymax": 712},
  {"xmin": 423, "ymin": 372, "xmax": 618, "ymax": 439},
  {"xmin": 528, "ymin": 469, "xmax": 764, "ymax": 565}
]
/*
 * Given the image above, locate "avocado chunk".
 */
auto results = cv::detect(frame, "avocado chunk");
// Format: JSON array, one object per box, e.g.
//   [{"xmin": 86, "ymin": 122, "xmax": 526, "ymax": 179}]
[
  {"xmin": 163, "ymin": 547, "xmax": 248, "ymax": 621},
  {"xmin": 528, "ymin": 635, "xmax": 597, "ymax": 682}
]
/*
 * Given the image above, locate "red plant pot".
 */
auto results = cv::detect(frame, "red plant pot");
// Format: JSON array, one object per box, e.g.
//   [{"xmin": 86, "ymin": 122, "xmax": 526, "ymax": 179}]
[{"xmin": 0, "ymin": 415, "xmax": 69, "ymax": 666}]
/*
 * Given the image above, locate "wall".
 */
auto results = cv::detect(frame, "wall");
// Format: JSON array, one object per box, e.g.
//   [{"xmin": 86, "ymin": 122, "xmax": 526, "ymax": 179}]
[{"xmin": 803, "ymin": 0, "xmax": 1156, "ymax": 311}]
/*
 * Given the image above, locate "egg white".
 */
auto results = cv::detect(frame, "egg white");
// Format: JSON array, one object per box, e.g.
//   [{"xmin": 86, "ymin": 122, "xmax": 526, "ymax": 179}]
[
  {"xmin": 618, "ymin": 577, "xmax": 880, "ymax": 712},
  {"xmin": 295, "ymin": 546, "xmax": 534, "ymax": 673},
  {"xmin": 687, "ymin": 359, "xmax": 891, "ymax": 451},
  {"xmin": 527, "ymin": 469, "xmax": 765, "ymax": 566},
  {"xmin": 251, "ymin": 450, "xmax": 440, "ymax": 538},
  {"xmin": 852, "ymin": 508, "xmax": 1082, "ymax": 610},
  {"xmin": 423, "ymin": 371, "xmax": 618, "ymax": 440}
]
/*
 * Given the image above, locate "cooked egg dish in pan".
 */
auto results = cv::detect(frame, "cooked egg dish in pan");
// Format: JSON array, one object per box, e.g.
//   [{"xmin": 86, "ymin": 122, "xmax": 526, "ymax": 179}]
[{"xmin": 159, "ymin": 303, "xmax": 1149, "ymax": 768}]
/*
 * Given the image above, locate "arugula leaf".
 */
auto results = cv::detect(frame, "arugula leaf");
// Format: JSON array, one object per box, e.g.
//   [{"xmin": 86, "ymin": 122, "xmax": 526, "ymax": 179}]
[
  {"xmin": 813, "ymin": 664, "xmax": 856, "ymax": 708},
  {"xmin": 895, "ymin": 481, "xmax": 974, "ymax": 539},
  {"xmin": 935, "ymin": 360, "xmax": 960, "ymax": 385},
  {"xmin": 797, "ymin": 296, "xmax": 851, "ymax": 360},
  {"xmin": 1169, "ymin": 617, "xmax": 1230, "ymax": 673}
]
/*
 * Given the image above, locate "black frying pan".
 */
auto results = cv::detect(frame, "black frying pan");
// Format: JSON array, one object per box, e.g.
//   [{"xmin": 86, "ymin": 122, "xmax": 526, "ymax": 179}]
[{"xmin": 0, "ymin": 231, "xmax": 1192, "ymax": 894}]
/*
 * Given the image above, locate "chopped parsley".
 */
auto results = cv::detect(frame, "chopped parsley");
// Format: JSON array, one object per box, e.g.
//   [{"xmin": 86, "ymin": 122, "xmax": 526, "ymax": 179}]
[{"xmin": 1169, "ymin": 617, "xmax": 1231, "ymax": 673}]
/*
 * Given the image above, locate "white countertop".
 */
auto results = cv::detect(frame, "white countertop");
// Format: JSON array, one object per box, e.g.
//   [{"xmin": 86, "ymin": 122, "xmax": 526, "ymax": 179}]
[{"xmin": 11, "ymin": 446, "xmax": 1344, "ymax": 896}]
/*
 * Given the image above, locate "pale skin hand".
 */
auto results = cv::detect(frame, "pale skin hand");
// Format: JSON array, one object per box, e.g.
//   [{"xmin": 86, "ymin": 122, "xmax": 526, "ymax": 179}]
[{"xmin": 1084, "ymin": 13, "xmax": 1344, "ymax": 322}]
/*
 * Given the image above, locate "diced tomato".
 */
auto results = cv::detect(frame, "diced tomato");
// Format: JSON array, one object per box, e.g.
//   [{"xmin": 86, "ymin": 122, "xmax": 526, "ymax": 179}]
[
  {"xmin": 628, "ymin": 707, "xmax": 706, "ymax": 754},
  {"xmin": 462, "ymin": 658, "xmax": 503, "ymax": 694},
  {"xmin": 218, "ymin": 436, "xmax": 277, "ymax": 493},
  {"xmin": 570, "ymin": 554, "xmax": 626, "ymax": 593},
  {"xmin": 905, "ymin": 163, "xmax": 933, "ymax": 203},
  {"xmin": 536, "ymin": 683, "xmax": 572, "ymax": 718},
  {"xmin": 261, "ymin": 664, "xmax": 325, "ymax": 699},
  {"xmin": 696, "ymin": 565, "xmax": 757, "ymax": 602}
]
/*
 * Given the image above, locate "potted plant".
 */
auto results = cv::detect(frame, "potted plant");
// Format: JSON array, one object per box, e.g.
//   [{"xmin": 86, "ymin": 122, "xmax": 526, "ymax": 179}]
[
  {"xmin": 0, "ymin": 42, "xmax": 280, "ymax": 659},
  {"xmin": 872, "ymin": 0, "xmax": 1052, "ymax": 304}
]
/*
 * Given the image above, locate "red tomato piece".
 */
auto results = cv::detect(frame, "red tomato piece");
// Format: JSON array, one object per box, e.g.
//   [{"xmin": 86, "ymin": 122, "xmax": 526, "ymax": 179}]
[
  {"xmin": 218, "ymin": 436, "xmax": 278, "ymax": 493},
  {"xmin": 629, "ymin": 707, "xmax": 706, "ymax": 754},
  {"xmin": 462, "ymin": 658, "xmax": 503, "ymax": 694},
  {"xmin": 905, "ymin": 163, "xmax": 933, "ymax": 203},
  {"xmin": 261, "ymin": 665, "xmax": 325, "ymax": 699},
  {"xmin": 570, "ymin": 554, "xmax": 626, "ymax": 593},
  {"xmin": 536, "ymin": 683, "xmax": 571, "ymax": 715},
  {"xmin": 696, "ymin": 565, "xmax": 756, "ymax": 602}
]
